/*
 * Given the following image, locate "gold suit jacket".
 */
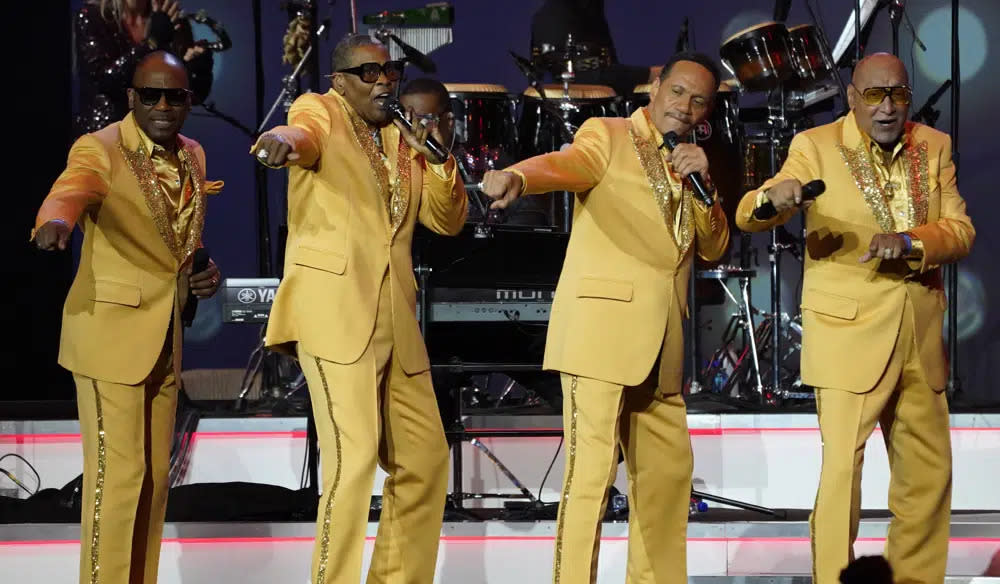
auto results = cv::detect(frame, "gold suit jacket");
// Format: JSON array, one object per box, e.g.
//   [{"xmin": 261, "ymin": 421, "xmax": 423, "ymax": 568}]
[
  {"xmin": 260, "ymin": 91, "xmax": 467, "ymax": 373},
  {"xmin": 35, "ymin": 112, "xmax": 221, "ymax": 385},
  {"xmin": 508, "ymin": 108, "xmax": 730, "ymax": 388},
  {"xmin": 735, "ymin": 112, "xmax": 974, "ymax": 392}
]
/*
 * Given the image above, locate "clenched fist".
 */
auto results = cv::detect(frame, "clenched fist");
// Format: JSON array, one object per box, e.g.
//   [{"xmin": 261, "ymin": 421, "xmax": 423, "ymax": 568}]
[
  {"xmin": 35, "ymin": 220, "xmax": 72, "ymax": 251},
  {"xmin": 251, "ymin": 134, "xmax": 299, "ymax": 168},
  {"xmin": 480, "ymin": 170, "xmax": 524, "ymax": 210}
]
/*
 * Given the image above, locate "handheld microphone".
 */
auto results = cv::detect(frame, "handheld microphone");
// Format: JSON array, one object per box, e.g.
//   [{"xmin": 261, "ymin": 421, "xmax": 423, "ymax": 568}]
[
  {"xmin": 661, "ymin": 131, "xmax": 715, "ymax": 207},
  {"xmin": 182, "ymin": 247, "xmax": 210, "ymax": 328},
  {"xmin": 752, "ymin": 179, "xmax": 826, "ymax": 220},
  {"xmin": 382, "ymin": 98, "xmax": 449, "ymax": 164}
]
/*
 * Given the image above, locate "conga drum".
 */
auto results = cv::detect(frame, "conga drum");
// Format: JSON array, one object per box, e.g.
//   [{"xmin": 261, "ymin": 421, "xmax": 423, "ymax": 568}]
[
  {"xmin": 720, "ymin": 22, "xmax": 796, "ymax": 93},
  {"xmin": 444, "ymin": 83, "xmax": 518, "ymax": 183},
  {"xmin": 786, "ymin": 24, "xmax": 835, "ymax": 90},
  {"xmin": 517, "ymin": 84, "xmax": 620, "ymax": 158}
]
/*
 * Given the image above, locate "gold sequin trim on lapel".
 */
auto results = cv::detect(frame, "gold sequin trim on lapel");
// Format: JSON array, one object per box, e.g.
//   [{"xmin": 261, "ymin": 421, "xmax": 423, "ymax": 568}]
[
  {"xmin": 553, "ymin": 375, "xmax": 579, "ymax": 584},
  {"xmin": 838, "ymin": 143, "xmax": 895, "ymax": 232},
  {"xmin": 338, "ymin": 99, "xmax": 393, "ymax": 221},
  {"xmin": 176, "ymin": 146, "xmax": 208, "ymax": 264},
  {"xmin": 389, "ymin": 138, "xmax": 411, "ymax": 238},
  {"xmin": 89, "ymin": 380, "xmax": 107, "ymax": 584},
  {"xmin": 313, "ymin": 357, "xmax": 343, "ymax": 584},
  {"xmin": 904, "ymin": 140, "xmax": 930, "ymax": 229},
  {"xmin": 119, "ymin": 141, "xmax": 180, "ymax": 257},
  {"xmin": 628, "ymin": 122, "xmax": 693, "ymax": 256}
]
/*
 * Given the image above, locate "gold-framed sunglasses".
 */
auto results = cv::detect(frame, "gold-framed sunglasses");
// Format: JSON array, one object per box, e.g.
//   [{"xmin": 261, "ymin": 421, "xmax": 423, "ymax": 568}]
[
  {"xmin": 857, "ymin": 85, "xmax": 912, "ymax": 106},
  {"xmin": 332, "ymin": 60, "xmax": 405, "ymax": 84}
]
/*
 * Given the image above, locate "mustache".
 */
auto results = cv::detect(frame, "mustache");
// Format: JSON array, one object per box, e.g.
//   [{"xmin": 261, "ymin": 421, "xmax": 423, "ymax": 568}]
[{"xmin": 666, "ymin": 112, "xmax": 693, "ymax": 124}]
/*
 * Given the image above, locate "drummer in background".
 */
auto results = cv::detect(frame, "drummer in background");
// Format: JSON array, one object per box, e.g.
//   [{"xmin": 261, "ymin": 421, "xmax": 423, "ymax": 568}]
[
  {"xmin": 530, "ymin": 0, "xmax": 662, "ymax": 97},
  {"xmin": 400, "ymin": 78, "xmax": 549, "ymax": 226},
  {"xmin": 481, "ymin": 52, "xmax": 729, "ymax": 584}
]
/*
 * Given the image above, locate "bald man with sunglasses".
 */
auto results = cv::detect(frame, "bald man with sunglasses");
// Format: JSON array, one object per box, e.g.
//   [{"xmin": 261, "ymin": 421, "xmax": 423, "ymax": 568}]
[
  {"xmin": 251, "ymin": 33, "xmax": 466, "ymax": 584},
  {"xmin": 736, "ymin": 53, "xmax": 974, "ymax": 584},
  {"xmin": 33, "ymin": 51, "xmax": 223, "ymax": 584}
]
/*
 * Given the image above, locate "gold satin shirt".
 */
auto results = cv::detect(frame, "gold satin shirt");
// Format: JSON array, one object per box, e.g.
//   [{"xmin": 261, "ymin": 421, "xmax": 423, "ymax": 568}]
[{"xmin": 134, "ymin": 122, "xmax": 197, "ymax": 249}]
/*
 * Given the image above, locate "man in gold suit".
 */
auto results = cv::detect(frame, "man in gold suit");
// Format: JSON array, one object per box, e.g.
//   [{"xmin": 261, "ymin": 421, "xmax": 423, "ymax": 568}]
[
  {"xmin": 482, "ymin": 52, "xmax": 729, "ymax": 584},
  {"xmin": 33, "ymin": 50, "xmax": 222, "ymax": 584},
  {"xmin": 735, "ymin": 54, "xmax": 974, "ymax": 584},
  {"xmin": 251, "ymin": 33, "xmax": 467, "ymax": 584}
]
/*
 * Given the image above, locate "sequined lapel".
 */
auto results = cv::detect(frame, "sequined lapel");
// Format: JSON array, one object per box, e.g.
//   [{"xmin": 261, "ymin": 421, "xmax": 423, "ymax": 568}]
[
  {"xmin": 903, "ymin": 140, "xmax": 930, "ymax": 228},
  {"xmin": 628, "ymin": 120, "xmax": 693, "ymax": 256},
  {"xmin": 837, "ymin": 142, "xmax": 896, "ymax": 233},
  {"xmin": 387, "ymin": 136, "xmax": 411, "ymax": 239},
  {"xmin": 118, "ymin": 139, "xmax": 181, "ymax": 258},
  {"xmin": 177, "ymin": 146, "xmax": 207, "ymax": 264},
  {"xmin": 337, "ymin": 98, "xmax": 413, "ymax": 239}
]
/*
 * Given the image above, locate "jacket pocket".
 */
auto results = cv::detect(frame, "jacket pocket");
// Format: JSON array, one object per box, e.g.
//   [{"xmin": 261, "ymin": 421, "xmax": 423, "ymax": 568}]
[
  {"xmin": 576, "ymin": 277, "xmax": 634, "ymax": 302},
  {"xmin": 293, "ymin": 245, "xmax": 347, "ymax": 275},
  {"xmin": 801, "ymin": 288, "xmax": 858, "ymax": 320},
  {"xmin": 91, "ymin": 280, "xmax": 141, "ymax": 307}
]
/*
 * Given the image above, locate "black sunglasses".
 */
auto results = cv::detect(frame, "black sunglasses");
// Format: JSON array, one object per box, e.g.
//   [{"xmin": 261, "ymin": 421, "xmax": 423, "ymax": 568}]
[
  {"xmin": 133, "ymin": 87, "xmax": 193, "ymax": 107},
  {"xmin": 334, "ymin": 61, "xmax": 405, "ymax": 84}
]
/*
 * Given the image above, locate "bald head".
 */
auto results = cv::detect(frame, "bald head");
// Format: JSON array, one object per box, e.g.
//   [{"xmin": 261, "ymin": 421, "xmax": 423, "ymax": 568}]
[
  {"xmin": 128, "ymin": 51, "xmax": 191, "ymax": 148},
  {"xmin": 852, "ymin": 53, "xmax": 908, "ymax": 88},
  {"xmin": 132, "ymin": 50, "xmax": 189, "ymax": 89},
  {"xmin": 848, "ymin": 53, "xmax": 911, "ymax": 150}
]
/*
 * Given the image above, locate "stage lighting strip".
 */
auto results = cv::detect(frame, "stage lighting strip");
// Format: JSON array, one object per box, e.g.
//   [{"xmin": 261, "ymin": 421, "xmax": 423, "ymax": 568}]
[
  {"xmin": 2, "ymin": 535, "xmax": 999, "ymax": 546},
  {"xmin": 2, "ymin": 426, "xmax": 998, "ymax": 444}
]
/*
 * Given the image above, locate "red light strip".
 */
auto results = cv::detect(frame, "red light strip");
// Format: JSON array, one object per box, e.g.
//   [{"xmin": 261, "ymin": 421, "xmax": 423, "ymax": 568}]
[
  {"xmin": 3, "ymin": 536, "xmax": 998, "ymax": 547},
  {"xmin": 3, "ymin": 427, "xmax": 997, "ymax": 444}
]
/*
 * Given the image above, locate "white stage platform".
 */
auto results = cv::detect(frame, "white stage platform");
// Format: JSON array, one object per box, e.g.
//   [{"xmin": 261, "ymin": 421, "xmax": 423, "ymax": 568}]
[{"xmin": 2, "ymin": 412, "xmax": 999, "ymax": 581}]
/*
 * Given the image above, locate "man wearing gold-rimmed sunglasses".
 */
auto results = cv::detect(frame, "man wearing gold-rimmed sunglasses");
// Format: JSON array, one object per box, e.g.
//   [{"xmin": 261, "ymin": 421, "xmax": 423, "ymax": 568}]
[
  {"xmin": 250, "ymin": 33, "xmax": 466, "ymax": 584},
  {"xmin": 736, "ymin": 53, "xmax": 974, "ymax": 584}
]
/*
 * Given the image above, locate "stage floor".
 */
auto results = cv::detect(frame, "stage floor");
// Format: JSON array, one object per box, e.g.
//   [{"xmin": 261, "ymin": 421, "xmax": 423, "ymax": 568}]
[
  {"xmin": 3, "ymin": 517, "xmax": 1000, "ymax": 582},
  {"xmin": 2, "ymin": 412, "xmax": 999, "ymax": 581}
]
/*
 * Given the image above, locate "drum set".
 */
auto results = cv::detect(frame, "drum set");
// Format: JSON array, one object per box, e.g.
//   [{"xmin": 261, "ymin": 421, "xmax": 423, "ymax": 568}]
[{"xmin": 433, "ymin": 19, "xmax": 845, "ymax": 406}]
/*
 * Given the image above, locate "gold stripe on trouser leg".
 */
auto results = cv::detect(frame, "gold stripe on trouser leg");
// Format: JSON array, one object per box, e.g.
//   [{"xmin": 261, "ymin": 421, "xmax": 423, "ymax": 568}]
[
  {"xmin": 879, "ymin": 300, "xmax": 952, "ymax": 584},
  {"xmin": 76, "ymin": 374, "xmax": 156, "ymax": 584},
  {"xmin": 89, "ymin": 380, "xmax": 107, "ymax": 584},
  {"xmin": 312, "ymin": 356, "xmax": 344, "ymax": 584},
  {"xmin": 810, "ymin": 320, "xmax": 906, "ymax": 584},
  {"xmin": 619, "ymin": 383, "xmax": 692, "ymax": 584},
  {"xmin": 365, "ymin": 352, "xmax": 449, "ymax": 583},
  {"xmin": 553, "ymin": 374, "xmax": 626, "ymax": 584},
  {"xmin": 299, "ymin": 271, "xmax": 392, "ymax": 584}
]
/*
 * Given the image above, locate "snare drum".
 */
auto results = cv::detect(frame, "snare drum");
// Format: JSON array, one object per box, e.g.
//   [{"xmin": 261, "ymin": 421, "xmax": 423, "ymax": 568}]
[
  {"xmin": 517, "ymin": 84, "xmax": 620, "ymax": 158},
  {"xmin": 445, "ymin": 83, "xmax": 518, "ymax": 183},
  {"xmin": 786, "ymin": 24, "xmax": 833, "ymax": 90},
  {"xmin": 720, "ymin": 22, "xmax": 795, "ymax": 93}
]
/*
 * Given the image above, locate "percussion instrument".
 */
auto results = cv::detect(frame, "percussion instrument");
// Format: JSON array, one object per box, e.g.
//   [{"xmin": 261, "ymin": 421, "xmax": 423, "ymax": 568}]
[
  {"xmin": 517, "ymin": 84, "xmax": 620, "ymax": 159},
  {"xmin": 720, "ymin": 22, "xmax": 796, "ymax": 93},
  {"xmin": 444, "ymin": 83, "xmax": 518, "ymax": 183},
  {"xmin": 786, "ymin": 24, "xmax": 835, "ymax": 90}
]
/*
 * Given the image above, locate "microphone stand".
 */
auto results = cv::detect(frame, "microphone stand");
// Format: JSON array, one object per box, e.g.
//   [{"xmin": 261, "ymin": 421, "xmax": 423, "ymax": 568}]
[{"xmin": 946, "ymin": 0, "xmax": 962, "ymax": 401}]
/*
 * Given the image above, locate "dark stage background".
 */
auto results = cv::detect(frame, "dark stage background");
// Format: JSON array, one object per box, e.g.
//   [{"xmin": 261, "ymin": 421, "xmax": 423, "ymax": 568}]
[{"xmin": 9, "ymin": 0, "xmax": 999, "ymax": 406}]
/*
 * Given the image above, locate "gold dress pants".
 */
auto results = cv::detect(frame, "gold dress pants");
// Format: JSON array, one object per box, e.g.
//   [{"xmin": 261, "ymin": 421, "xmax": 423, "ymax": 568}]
[
  {"xmin": 75, "ymin": 341, "xmax": 177, "ymax": 584},
  {"xmin": 810, "ymin": 299, "xmax": 952, "ymax": 584},
  {"xmin": 553, "ymin": 371, "xmax": 693, "ymax": 584},
  {"xmin": 297, "ymin": 271, "xmax": 449, "ymax": 584}
]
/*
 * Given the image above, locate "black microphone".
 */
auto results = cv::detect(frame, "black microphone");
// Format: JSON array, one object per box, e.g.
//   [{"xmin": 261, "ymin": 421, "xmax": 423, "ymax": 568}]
[
  {"xmin": 389, "ymin": 34, "xmax": 436, "ymax": 73},
  {"xmin": 752, "ymin": 179, "xmax": 826, "ymax": 220},
  {"xmin": 182, "ymin": 248, "xmax": 210, "ymax": 328},
  {"xmin": 510, "ymin": 51, "xmax": 540, "ymax": 82},
  {"xmin": 661, "ymin": 131, "xmax": 715, "ymax": 207},
  {"xmin": 382, "ymin": 98, "xmax": 449, "ymax": 164}
]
